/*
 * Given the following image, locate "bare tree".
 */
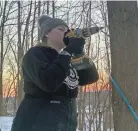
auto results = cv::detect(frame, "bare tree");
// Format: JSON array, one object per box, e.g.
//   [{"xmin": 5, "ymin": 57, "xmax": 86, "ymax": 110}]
[
  {"xmin": 107, "ymin": 1, "xmax": 138, "ymax": 130},
  {"xmin": 37, "ymin": 1, "xmax": 41, "ymax": 42},
  {"xmin": 23, "ymin": 1, "xmax": 33, "ymax": 52},
  {"xmin": 47, "ymin": 1, "xmax": 49, "ymax": 15},
  {"xmin": 31, "ymin": 1, "xmax": 37, "ymax": 47},
  {"xmin": 0, "ymin": 1, "xmax": 7, "ymax": 115},
  {"xmin": 52, "ymin": 1, "xmax": 55, "ymax": 18},
  {"xmin": 17, "ymin": 1, "xmax": 24, "ymax": 107}
]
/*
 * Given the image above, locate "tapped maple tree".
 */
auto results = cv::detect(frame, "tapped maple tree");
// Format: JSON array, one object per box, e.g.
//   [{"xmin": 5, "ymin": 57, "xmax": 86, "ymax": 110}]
[{"xmin": 107, "ymin": 1, "xmax": 138, "ymax": 130}]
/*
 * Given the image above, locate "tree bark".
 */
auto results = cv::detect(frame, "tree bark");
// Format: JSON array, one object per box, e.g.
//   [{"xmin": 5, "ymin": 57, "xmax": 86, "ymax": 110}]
[
  {"xmin": 38, "ymin": 1, "xmax": 41, "ymax": 42},
  {"xmin": 17, "ymin": 1, "xmax": 24, "ymax": 107},
  {"xmin": 0, "ymin": 1, "xmax": 7, "ymax": 115},
  {"xmin": 107, "ymin": 1, "xmax": 138, "ymax": 130},
  {"xmin": 52, "ymin": 1, "xmax": 55, "ymax": 18}
]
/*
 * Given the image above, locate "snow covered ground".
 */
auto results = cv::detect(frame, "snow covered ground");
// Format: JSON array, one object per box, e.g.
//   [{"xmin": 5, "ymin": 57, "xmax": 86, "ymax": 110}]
[
  {"xmin": 0, "ymin": 117, "xmax": 81, "ymax": 131},
  {"xmin": 0, "ymin": 116, "xmax": 114, "ymax": 131},
  {"xmin": 0, "ymin": 117, "xmax": 13, "ymax": 131}
]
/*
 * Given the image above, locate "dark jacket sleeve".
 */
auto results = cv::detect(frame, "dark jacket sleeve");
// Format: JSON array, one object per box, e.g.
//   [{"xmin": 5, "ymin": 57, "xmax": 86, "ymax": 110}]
[{"xmin": 22, "ymin": 47, "xmax": 71, "ymax": 92}]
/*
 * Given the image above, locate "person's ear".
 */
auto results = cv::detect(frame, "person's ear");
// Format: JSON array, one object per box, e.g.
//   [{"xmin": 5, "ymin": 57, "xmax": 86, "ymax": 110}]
[
  {"xmin": 45, "ymin": 33, "xmax": 49, "ymax": 38},
  {"xmin": 45, "ymin": 30, "xmax": 52, "ymax": 38}
]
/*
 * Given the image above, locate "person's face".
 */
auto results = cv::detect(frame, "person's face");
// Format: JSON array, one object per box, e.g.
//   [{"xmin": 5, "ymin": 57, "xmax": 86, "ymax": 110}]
[{"xmin": 45, "ymin": 25, "xmax": 68, "ymax": 50}]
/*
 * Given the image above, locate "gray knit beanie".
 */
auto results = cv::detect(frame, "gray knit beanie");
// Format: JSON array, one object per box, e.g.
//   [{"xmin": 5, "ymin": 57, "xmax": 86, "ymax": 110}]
[{"xmin": 37, "ymin": 15, "xmax": 68, "ymax": 41}]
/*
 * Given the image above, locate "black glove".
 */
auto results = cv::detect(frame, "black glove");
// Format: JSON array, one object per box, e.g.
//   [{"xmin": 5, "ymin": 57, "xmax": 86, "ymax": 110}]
[{"xmin": 63, "ymin": 37, "xmax": 85, "ymax": 55}]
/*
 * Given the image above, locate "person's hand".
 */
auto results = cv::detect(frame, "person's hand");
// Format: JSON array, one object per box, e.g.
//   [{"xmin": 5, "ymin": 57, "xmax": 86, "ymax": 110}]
[{"xmin": 63, "ymin": 37, "xmax": 85, "ymax": 55}]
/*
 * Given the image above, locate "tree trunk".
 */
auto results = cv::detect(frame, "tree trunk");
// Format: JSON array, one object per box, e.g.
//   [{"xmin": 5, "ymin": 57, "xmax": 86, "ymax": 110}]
[
  {"xmin": 38, "ymin": 1, "xmax": 41, "ymax": 42},
  {"xmin": 47, "ymin": 1, "xmax": 49, "ymax": 15},
  {"xmin": 107, "ymin": 1, "xmax": 138, "ymax": 130},
  {"xmin": 24, "ymin": 1, "xmax": 32, "ymax": 52},
  {"xmin": 52, "ymin": 1, "xmax": 55, "ymax": 18},
  {"xmin": 31, "ymin": 1, "xmax": 37, "ymax": 47},
  {"xmin": 0, "ymin": 1, "xmax": 7, "ymax": 115},
  {"xmin": 17, "ymin": 1, "xmax": 24, "ymax": 107}
]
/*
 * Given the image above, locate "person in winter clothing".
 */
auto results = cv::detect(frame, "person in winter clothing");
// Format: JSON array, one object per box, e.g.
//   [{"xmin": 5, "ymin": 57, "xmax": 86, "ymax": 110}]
[{"xmin": 11, "ymin": 15, "xmax": 98, "ymax": 131}]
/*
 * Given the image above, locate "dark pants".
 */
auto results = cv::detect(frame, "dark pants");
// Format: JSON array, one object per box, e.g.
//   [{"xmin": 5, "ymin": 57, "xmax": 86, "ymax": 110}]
[{"xmin": 11, "ymin": 95, "xmax": 77, "ymax": 131}]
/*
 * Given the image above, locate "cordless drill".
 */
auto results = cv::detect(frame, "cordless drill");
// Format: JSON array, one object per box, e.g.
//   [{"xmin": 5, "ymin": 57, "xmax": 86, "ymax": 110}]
[{"xmin": 64, "ymin": 27, "xmax": 103, "ymax": 86}]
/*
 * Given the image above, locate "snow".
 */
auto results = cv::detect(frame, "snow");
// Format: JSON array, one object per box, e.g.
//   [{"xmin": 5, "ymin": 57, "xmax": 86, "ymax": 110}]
[
  {"xmin": 0, "ymin": 116, "xmax": 114, "ymax": 131},
  {"xmin": 0, "ymin": 117, "xmax": 13, "ymax": 131},
  {"xmin": 0, "ymin": 117, "xmax": 81, "ymax": 131}
]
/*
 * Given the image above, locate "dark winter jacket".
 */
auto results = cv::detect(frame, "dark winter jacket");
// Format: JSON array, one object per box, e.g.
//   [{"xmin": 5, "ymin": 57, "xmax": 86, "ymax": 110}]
[
  {"xmin": 11, "ymin": 45, "xmax": 98, "ymax": 131},
  {"xmin": 11, "ymin": 46, "xmax": 80, "ymax": 131},
  {"xmin": 22, "ymin": 46, "xmax": 79, "ymax": 98}
]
